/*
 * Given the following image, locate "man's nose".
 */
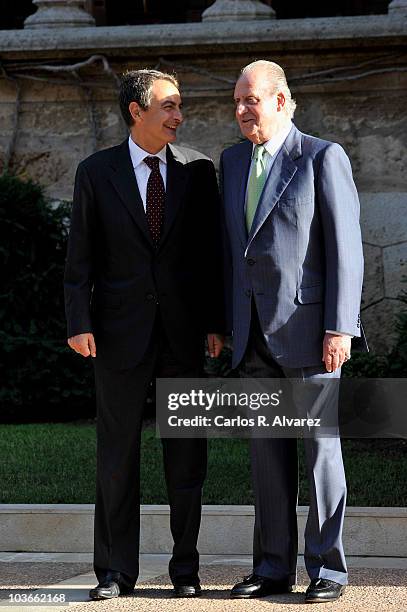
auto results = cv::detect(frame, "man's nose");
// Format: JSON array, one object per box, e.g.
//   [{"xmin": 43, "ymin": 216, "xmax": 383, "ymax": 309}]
[
  {"xmin": 174, "ymin": 109, "xmax": 183, "ymax": 123},
  {"xmin": 236, "ymin": 103, "xmax": 246, "ymax": 116}
]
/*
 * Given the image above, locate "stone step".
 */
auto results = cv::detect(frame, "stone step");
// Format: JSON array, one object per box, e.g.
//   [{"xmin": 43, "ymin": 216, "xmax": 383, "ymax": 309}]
[{"xmin": 0, "ymin": 505, "xmax": 406, "ymax": 557}]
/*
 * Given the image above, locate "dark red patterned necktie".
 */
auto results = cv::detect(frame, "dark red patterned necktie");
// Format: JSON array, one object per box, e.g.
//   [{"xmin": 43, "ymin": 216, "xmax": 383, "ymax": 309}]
[{"xmin": 144, "ymin": 156, "xmax": 165, "ymax": 246}]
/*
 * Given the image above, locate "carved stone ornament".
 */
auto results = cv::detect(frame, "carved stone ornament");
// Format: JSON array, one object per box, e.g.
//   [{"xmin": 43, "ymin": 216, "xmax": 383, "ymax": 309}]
[
  {"xmin": 202, "ymin": 0, "xmax": 275, "ymax": 22},
  {"xmin": 24, "ymin": 0, "xmax": 96, "ymax": 29}
]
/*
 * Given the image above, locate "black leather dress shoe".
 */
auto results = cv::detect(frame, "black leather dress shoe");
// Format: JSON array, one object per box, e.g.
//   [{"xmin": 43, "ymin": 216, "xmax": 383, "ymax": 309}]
[
  {"xmin": 305, "ymin": 578, "xmax": 346, "ymax": 603},
  {"xmin": 89, "ymin": 571, "xmax": 134, "ymax": 600},
  {"xmin": 230, "ymin": 573, "xmax": 293, "ymax": 599},
  {"xmin": 173, "ymin": 584, "xmax": 202, "ymax": 598}
]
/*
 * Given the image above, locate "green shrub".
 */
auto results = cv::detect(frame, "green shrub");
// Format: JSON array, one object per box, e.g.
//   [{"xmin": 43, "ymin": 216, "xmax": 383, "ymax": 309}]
[
  {"xmin": 343, "ymin": 286, "xmax": 407, "ymax": 378},
  {"xmin": 0, "ymin": 173, "xmax": 94, "ymax": 421},
  {"xmin": 387, "ymin": 290, "xmax": 407, "ymax": 376}
]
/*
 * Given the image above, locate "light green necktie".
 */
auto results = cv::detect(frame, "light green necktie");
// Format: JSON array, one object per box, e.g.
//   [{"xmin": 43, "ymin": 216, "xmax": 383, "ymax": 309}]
[{"xmin": 245, "ymin": 144, "xmax": 267, "ymax": 232}]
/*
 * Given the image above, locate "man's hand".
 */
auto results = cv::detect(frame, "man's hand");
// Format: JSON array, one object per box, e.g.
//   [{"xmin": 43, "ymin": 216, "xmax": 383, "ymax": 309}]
[
  {"xmin": 207, "ymin": 334, "xmax": 225, "ymax": 359},
  {"xmin": 68, "ymin": 333, "xmax": 96, "ymax": 358},
  {"xmin": 322, "ymin": 333, "xmax": 351, "ymax": 372}
]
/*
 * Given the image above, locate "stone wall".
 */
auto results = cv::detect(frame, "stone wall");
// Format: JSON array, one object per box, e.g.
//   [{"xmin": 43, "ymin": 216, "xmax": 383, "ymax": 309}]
[{"xmin": 0, "ymin": 13, "xmax": 406, "ymax": 351}]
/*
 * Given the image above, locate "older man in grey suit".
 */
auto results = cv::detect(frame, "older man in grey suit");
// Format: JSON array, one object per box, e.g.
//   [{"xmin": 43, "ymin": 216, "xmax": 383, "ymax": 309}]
[{"xmin": 220, "ymin": 60, "xmax": 364, "ymax": 603}]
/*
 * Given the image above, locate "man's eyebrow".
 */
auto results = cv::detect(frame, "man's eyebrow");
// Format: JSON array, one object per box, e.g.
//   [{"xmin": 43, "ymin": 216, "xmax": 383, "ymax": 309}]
[{"xmin": 161, "ymin": 100, "xmax": 178, "ymax": 107}]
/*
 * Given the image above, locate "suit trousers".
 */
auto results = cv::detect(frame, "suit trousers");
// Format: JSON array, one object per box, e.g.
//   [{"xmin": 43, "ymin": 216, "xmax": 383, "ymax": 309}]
[
  {"xmin": 92, "ymin": 312, "xmax": 207, "ymax": 588},
  {"xmin": 239, "ymin": 303, "xmax": 348, "ymax": 586}
]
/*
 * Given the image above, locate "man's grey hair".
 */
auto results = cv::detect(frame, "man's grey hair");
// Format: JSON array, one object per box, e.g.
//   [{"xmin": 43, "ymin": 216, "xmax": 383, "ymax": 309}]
[
  {"xmin": 119, "ymin": 69, "xmax": 179, "ymax": 127},
  {"xmin": 241, "ymin": 60, "xmax": 296, "ymax": 119}
]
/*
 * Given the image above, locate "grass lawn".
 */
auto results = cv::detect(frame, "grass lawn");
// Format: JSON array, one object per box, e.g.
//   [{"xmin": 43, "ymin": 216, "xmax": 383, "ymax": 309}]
[{"xmin": 0, "ymin": 422, "xmax": 405, "ymax": 506}]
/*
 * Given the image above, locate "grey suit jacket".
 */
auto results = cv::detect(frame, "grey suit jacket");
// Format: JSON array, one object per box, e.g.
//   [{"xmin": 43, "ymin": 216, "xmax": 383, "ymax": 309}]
[{"xmin": 220, "ymin": 124, "xmax": 364, "ymax": 369}]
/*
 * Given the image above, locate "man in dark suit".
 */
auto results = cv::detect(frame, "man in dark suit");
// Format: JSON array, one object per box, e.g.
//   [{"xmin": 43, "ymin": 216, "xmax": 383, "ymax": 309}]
[
  {"xmin": 64, "ymin": 69, "xmax": 224, "ymax": 600},
  {"xmin": 220, "ymin": 60, "xmax": 365, "ymax": 603}
]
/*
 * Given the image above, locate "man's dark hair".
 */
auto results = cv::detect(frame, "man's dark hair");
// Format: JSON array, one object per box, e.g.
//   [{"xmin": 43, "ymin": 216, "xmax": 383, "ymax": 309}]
[{"xmin": 119, "ymin": 69, "xmax": 179, "ymax": 127}]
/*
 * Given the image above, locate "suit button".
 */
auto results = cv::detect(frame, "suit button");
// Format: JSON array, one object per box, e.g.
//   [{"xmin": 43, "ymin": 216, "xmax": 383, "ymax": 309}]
[
  {"xmin": 146, "ymin": 293, "xmax": 155, "ymax": 301},
  {"xmin": 247, "ymin": 258, "xmax": 256, "ymax": 266},
  {"xmin": 245, "ymin": 289, "xmax": 252, "ymax": 297}
]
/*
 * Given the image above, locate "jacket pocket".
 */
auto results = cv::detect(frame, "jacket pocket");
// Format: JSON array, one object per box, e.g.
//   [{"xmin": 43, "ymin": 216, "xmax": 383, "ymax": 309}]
[
  {"xmin": 94, "ymin": 293, "xmax": 122, "ymax": 310},
  {"xmin": 279, "ymin": 196, "xmax": 313, "ymax": 207},
  {"xmin": 297, "ymin": 285, "xmax": 323, "ymax": 304}
]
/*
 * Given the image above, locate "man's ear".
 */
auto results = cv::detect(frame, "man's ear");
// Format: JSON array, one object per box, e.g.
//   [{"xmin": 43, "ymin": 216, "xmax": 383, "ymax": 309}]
[
  {"xmin": 276, "ymin": 92, "xmax": 286, "ymax": 112},
  {"xmin": 129, "ymin": 101, "xmax": 142, "ymax": 123}
]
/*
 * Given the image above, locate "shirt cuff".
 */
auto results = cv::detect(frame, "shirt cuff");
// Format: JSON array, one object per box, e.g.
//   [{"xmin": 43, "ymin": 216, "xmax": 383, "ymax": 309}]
[{"xmin": 326, "ymin": 329, "xmax": 354, "ymax": 338}]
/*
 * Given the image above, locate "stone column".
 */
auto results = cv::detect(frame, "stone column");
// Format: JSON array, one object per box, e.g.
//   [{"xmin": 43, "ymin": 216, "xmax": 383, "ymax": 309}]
[
  {"xmin": 24, "ymin": 0, "xmax": 95, "ymax": 29},
  {"xmin": 202, "ymin": 0, "xmax": 275, "ymax": 21},
  {"xmin": 388, "ymin": 0, "xmax": 407, "ymax": 16}
]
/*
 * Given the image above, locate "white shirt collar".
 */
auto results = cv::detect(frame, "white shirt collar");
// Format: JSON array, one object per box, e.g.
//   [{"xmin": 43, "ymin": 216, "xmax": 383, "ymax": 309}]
[
  {"xmin": 128, "ymin": 135, "xmax": 167, "ymax": 169},
  {"xmin": 252, "ymin": 121, "xmax": 293, "ymax": 158}
]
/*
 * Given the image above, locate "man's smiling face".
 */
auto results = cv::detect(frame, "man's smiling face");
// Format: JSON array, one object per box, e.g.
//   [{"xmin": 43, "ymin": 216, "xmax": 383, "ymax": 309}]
[
  {"xmin": 234, "ymin": 68, "xmax": 285, "ymax": 144},
  {"xmin": 132, "ymin": 78, "xmax": 183, "ymax": 153}
]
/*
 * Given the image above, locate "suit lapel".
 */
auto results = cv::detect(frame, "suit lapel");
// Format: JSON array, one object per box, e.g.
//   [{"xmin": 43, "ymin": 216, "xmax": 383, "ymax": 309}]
[
  {"xmin": 230, "ymin": 140, "xmax": 252, "ymax": 249},
  {"xmin": 247, "ymin": 125, "xmax": 302, "ymax": 248},
  {"xmin": 107, "ymin": 139, "xmax": 153, "ymax": 247},
  {"xmin": 160, "ymin": 144, "xmax": 188, "ymax": 247}
]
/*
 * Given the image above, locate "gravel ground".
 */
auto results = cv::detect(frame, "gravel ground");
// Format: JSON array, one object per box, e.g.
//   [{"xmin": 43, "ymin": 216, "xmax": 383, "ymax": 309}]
[
  {"xmin": 62, "ymin": 565, "xmax": 407, "ymax": 612},
  {"xmin": 0, "ymin": 563, "xmax": 92, "ymax": 589},
  {"xmin": 0, "ymin": 563, "xmax": 92, "ymax": 603},
  {"xmin": 1, "ymin": 563, "xmax": 406, "ymax": 611}
]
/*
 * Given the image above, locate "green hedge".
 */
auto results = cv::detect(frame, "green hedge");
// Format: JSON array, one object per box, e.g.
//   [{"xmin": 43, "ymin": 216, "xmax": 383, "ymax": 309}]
[
  {"xmin": 0, "ymin": 173, "xmax": 94, "ymax": 421},
  {"xmin": 342, "ymin": 289, "xmax": 407, "ymax": 378}
]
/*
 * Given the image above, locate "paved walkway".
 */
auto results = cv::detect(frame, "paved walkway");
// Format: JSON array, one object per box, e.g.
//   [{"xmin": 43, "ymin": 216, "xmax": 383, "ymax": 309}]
[{"xmin": 0, "ymin": 554, "xmax": 406, "ymax": 612}]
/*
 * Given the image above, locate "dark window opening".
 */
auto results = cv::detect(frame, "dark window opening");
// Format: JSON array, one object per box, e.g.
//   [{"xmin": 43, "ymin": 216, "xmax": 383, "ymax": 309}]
[
  {"xmin": 0, "ymin": 0, "xmax": 390, "ymax": 30},
  {"xmin": 0, "ymin": 0, "xmax": 36, "ymax": 29},
  {"xmin": 102, "ymin": 0, "xmax": 213, "ymax": 26},
  {"xmin": 272, "ymin": 0, "xmax": 389, "ymax": 18}
]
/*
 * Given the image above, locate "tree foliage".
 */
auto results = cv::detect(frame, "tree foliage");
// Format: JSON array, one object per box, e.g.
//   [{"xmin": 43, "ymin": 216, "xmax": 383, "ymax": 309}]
[{"xmin": 0, "ymin": 173, "xmax": 94, "ymax": 421}]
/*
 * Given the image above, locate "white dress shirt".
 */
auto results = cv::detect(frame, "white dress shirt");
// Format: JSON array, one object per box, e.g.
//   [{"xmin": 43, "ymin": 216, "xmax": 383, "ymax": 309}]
[
  {"xmin": 246, "ymin": 121, "xmax": 293, "ymax": 189},
  {"xmin": 245, "ymin": 121, "xmax": 292, "ymax": 204},
  {"xmin": 251, "ymin": 121, "xmax": 293, "ymax": 172},
  {"xmin": 128, "ymin": 136, "xmax": 167, "ymax": 212}
]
